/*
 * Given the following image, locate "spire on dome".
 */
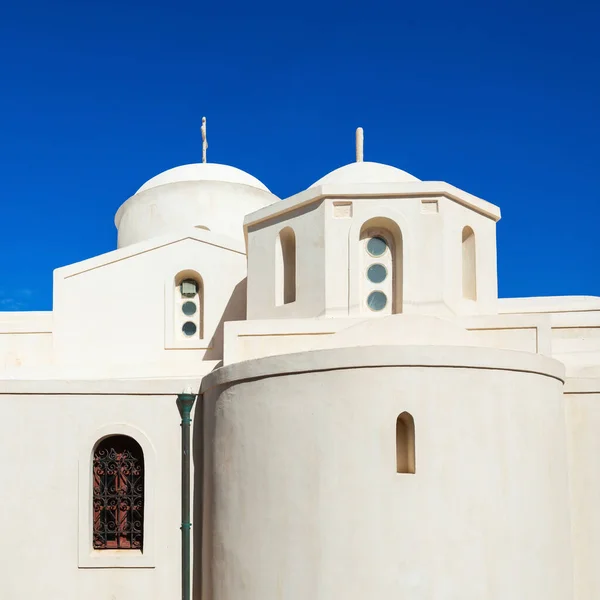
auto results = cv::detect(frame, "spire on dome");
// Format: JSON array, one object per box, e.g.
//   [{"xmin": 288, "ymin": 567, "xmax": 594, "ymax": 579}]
[
  {"xmin": 356, "ymin": 127, "xmax": 364, "ymax": 162},
  {"xmin": 201, "ymin": 116, "xmax": 208, "ymax": 163}
]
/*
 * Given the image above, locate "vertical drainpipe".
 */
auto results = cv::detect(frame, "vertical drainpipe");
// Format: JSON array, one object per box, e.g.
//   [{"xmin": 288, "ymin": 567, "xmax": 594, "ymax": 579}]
[{"xmin": 177, "ymin": 390, "xmax": 197, "ymax": 600}]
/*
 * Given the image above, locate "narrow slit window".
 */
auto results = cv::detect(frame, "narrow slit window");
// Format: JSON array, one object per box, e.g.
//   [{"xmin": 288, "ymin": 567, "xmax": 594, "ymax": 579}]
[
  {"xmin": 93, "ymin": 435, "xmax": 145, "ymax": 550},
  {"xmin": 275, "ymin": 227, "xmax": 296, "ymax": 306},
  {"xmin": 396, "ymin": 412, "xmax": 415, "ymax": 474},
  {"xmin": 462, "ymin": 226, "xmax": 477, "ymax": 300}
]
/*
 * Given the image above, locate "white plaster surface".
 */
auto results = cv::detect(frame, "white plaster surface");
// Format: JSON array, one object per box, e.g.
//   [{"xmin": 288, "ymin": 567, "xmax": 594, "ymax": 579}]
[
  {"xmin": 0, "ymin": 379, "xmax": 201, "ymax": 599},
  {"xmin": 0, "ymin": 312, "xmax": 53, "ymax": 369},
  {"xmin": 245, "ymin": 189, "xmax": 499, "ymax": 320},
  {"xmin": 566, "ymin": 390, "xmax": 600, "ymax": 600},
  {"xmin": 0, "ymin": 147, "xmax": 597, "ymax": 600},
  {"xmin": 201, "ymin": 346, "xmax": 571, "ymax": 600},
  {"xmin": 51, "ymin": 231, "xmax": 247, "ymax": 375}
]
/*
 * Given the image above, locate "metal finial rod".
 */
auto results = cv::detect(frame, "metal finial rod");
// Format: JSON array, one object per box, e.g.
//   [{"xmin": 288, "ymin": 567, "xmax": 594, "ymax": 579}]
[
  {"xmin": 201, "ymin": 116, "xmax": 208, "ymax": 163},
  {"xmin": 356, "ymin": 127, "xmax": 364, "ymax": 162}
]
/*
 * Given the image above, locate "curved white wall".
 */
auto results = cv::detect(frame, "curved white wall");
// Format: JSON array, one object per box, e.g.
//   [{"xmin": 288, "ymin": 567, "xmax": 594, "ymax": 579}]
[
  {"xmin": 201, "ymin": 346, "xmax": 571, "ymax": 600},
  {"xmin": 115, "ymin": 181, "xmax": 278, "ymax": 248}
]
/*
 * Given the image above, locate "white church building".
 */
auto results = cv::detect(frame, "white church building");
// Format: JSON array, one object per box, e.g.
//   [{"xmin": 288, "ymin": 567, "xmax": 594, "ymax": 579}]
[{"xmin": 1, "ymin": 126, "xmax": 599, "ymax": 600}]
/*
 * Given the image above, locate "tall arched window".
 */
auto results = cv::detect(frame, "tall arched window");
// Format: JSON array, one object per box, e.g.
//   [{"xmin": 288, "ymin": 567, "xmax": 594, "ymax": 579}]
[
  {"xmin": 175, "ymin": 271, "xmax": 203, "ymax": 339},
  {"xmin": 462, "ymin": 226, "xmax": 477, "ymax": 300},
  {"xmin": 396, "ymin": 412, "xmax": 415, "ymax": 474},
  {"xmin": 93, "ymin": 435, "xmax": 144, "ymax": 550},
  {"xmin": 360, "ymin": 218, "xmax": 403, "ymax": 314},
  {"xmin": 275, "ymin": 227, "xmax": 296, "ymax": 306}
]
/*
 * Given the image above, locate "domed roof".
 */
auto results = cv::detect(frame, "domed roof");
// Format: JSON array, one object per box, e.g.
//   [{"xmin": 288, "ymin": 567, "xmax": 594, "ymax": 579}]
[
  {"xmin": 136, "ymin": 163, "xmax": 270, "ymax": 194},
  {"xmin": 310, "ymin": 161, "xmax": 420, "ymax": 188},
  {"xmin": 116, "ymin": 161, "xmax": 278, "ymax": 248}
]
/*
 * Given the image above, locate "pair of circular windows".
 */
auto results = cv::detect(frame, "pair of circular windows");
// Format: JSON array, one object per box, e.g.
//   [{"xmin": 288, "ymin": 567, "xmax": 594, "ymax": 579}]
[{"xmin": 366, "ymin": 236, "xmax": 389, "ymax": 312}]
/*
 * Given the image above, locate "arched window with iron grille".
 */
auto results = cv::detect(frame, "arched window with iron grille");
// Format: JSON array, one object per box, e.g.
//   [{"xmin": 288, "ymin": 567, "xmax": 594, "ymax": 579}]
[{"xmin": 93, "ymin": 435, "xmax": 144, "ymax": 550}]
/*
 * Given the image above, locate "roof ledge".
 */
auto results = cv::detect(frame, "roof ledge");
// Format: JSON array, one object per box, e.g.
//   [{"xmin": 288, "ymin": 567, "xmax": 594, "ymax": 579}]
[{"xmin": 244, "ymin": 181, "xmax": 501, "ymax": 229}]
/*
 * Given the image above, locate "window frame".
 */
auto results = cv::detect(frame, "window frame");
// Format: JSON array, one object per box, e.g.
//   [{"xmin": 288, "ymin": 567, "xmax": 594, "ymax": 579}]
[
  {"xmin": 362, "ymin": 229, "xmax": 394, "ymax": 315},
  {"xmin": 78, "ymin": 424, "xmax": 156, "ymax": 569},
  {"xmin": 461, "ymin": 226, "xmax": 477, "ymax": 301},
  {"xmin": 348, "ymin": 208, "xmax": 408, "ymax": 318},
  {"xmin": 396, "ymin": 412, "xmax": 416, "ymax": 474},
  {"xmin": 275, "ymin": 226, "xmax": 297, "ymax": 306},
  {"xmin": 165, "ymin": 270, "xmax": 210, "ymax": 350},
  {"xmin": 93, "ymin": 435, "xmax": 145, "ymax": 551}
]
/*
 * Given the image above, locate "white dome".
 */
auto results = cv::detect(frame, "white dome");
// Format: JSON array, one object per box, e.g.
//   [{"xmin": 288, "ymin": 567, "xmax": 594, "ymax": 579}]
[
  {"xmin": 310, "ymin": 161, "xmax": 420, "ymax": 188},
  {"xmin": 115, "ymin": 162, "xmax": 278, "ymax": 248},
  {"xmin": 136, "ymin": 163, "xmax": 270, "ymax": 194}
]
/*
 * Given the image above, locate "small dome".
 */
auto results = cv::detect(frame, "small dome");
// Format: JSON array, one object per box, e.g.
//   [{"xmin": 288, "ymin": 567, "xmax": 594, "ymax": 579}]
[
  {"xmin": 136, "ymin": 163, "xmax": 269, "ymax": 194},
  {"xmin": 310, "ymin": 161, "xmax": 420, "ymax": 188}
]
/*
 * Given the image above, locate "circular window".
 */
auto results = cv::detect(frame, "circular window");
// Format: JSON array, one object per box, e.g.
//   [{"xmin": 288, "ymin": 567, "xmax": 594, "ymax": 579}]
[
  {"xmin": 367, "ymin": 291, "xmax": 387, "ymax": 311},
  {"xmin": 367, "ymin": 263, "xmax": 387, "ymax": 284},
  {"xmin": 366, "ymin": 236, "xmax": 388, "ymax": 257},
  {"xmin": 182, "ymin": 301, "xmax": 197, "ymax": 316},
  {"xmin": 182, "ymin": 321, "xmax": 197, "ymax": 337}
]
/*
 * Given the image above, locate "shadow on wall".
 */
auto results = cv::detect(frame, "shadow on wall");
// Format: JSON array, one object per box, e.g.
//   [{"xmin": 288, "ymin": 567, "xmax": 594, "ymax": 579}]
[
  {"xmin": 192, "ymin": 389, "xmax": 204, "ymax": 600},
  {"xmin": 191, "ymin": 281, "xmax": 248, "ymax": 596},
  {"xmin": 204, "ymin": 278, "xmax": 248, "ymax": 364},
  {"xmin": 192, "ymin": 384, "xmax": 232, "ymax": 600}
]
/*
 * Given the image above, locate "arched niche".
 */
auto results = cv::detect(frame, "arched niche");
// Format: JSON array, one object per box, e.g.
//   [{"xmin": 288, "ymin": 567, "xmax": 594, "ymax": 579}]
[
  {"xmin": 275, "ymin": 227, "xmax": 297, "ymax": 306},
  {"xmin": 396, "ymin": 412, "xmax": 416, "ymax": 474},
  {"xmin": 359, "ymin": 217, "xmax": 403, "ymax": 314},
  {"xmin": 461, "ymin": 226, "xmax": 477, "ymax": 300},
  {"xmin": 174, "ymin": 269, "xmax": 204, "ymax": 339}
]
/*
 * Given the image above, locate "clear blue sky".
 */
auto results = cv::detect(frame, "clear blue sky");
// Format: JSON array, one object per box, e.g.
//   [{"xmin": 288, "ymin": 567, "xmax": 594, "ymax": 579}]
[{"xmin": 0, "ymin": 1, "xmax": 598, "ymax": 311}]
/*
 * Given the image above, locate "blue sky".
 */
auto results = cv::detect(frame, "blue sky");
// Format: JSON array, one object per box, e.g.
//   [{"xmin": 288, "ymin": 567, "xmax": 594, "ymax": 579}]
[{"xmin": 0, "ymin": 1, "xmax": 598, "ymax": 310}]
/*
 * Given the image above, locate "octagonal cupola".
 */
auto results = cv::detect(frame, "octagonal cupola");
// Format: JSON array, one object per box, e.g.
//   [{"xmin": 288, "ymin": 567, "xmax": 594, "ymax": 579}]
[{"xmin": 244, "ymin": 126, "xmax": 501, "ymax": 321}]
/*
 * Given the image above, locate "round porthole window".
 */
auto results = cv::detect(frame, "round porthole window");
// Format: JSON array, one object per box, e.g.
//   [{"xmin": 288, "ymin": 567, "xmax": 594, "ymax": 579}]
[
  {"xmin": 367, "ymin": 263, "xmax": 387, "ymax": 284},
  {"xmin": 366, "ymin": 236, "xmax": 388, "ymax": 257},
  {"xmin": 367, "ymin": 291, "xmax": 387, "ymax": 311},
  {"xmin": 182, "ymin": 321, "xmax": 197, "ymax": 337},
  {"xmin": 182, "ymin": 301, "xmax": 197, "ymax": 316}
]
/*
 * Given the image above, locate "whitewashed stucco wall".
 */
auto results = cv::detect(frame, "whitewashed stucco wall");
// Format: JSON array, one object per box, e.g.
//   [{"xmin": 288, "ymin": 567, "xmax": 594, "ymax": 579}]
[
  {"xmin": 246, "ymin": 201, "xmax": 326, "ymax": 320},
  {"xmin": 0, "ymin": 379, "xmax": 201, "ymax": 600},
  {"xmin": 201, "ymin": 346, "xmax": 572, "ymax": 600},
  {"xmin": 53, "ymin": 235, "xmax": 246, "ymax": 372},
  {"xmin": 566, "ymin": 387, "xmax": 600, "ymax": 600},
  {"xmin": 246, "ymin": 189, "xmax": 498, "ymax": 321},
  {"xmin": 0, "ymin": 312, "xmax": 53, "ymax": 370}
]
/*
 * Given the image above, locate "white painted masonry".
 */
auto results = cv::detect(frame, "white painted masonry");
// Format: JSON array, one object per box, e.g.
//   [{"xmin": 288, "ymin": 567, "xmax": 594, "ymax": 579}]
[{"xmin": 0, "ymin": 138, "xmax": 597, "ymax": 599}]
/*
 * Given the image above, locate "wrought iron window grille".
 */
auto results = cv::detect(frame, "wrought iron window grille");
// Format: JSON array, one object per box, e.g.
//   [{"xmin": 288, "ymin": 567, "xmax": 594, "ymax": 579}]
[{"xmin": 92, "ymin": 436, "xmax": 144, "ymax": 550}]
